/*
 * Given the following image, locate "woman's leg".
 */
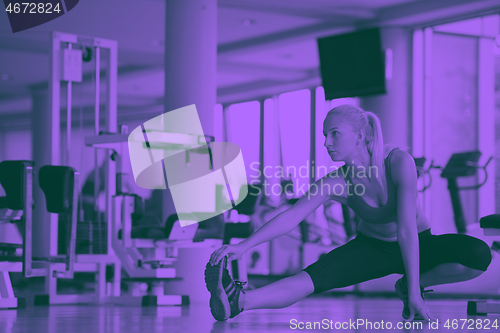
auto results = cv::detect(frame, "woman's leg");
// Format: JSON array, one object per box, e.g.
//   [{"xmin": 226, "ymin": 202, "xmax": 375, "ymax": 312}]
[
  {"xmin": 394, "ymin": 231, "xmax": 491, "ymax": 320},
  {"xmin": 241, "ymin": 271, "xmax": 315, "ymax": 310},
  {"xmin": 420, "ymin": 263, "xmax": 484, "ymax": 288},
  {"xmin": 417, "ymin": 232, "xmax": 492, "ymax": 289},
  {"xmin": 242, "ymin": 234, "xmax": 397, "ymax": 311}
]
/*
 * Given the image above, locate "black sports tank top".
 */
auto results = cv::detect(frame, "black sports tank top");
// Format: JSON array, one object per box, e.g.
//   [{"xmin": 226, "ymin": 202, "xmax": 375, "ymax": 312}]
[{"xmin": 343, "ymin": 148, "xmax": 398, "ymax": 224}]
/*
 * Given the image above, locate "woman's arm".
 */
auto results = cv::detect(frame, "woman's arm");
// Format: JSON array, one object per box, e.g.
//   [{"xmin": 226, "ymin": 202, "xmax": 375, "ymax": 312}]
[
  {"xmin": 392, "ymin": 151, "xmax": 420, "ymax": 297},
  {"xmin": 239, "ymin": 177, "xmax": 335, "ymax": 252},
  {"xmin": 393, "ymin": 151, "xmax": 436, "ymax": 321}
]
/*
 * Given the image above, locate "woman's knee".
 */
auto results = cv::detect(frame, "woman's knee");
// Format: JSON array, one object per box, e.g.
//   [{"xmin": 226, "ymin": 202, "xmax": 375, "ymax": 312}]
[
  {"xmin": 439, "ymin": 234, "xmax": 492, "ymax": 272},
  {"xmin": 295, "ymin": 271, "xmax": 316, "ymax": 295},
  {"xmin": 465, "ymin": 238, "xmax": 492, "ymax": 271}
]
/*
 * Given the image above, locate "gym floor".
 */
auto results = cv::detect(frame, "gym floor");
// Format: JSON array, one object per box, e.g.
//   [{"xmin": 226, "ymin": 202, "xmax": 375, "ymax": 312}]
[{"xmin": 2, "ymin": 297, "xmax": 499, "ymax": 333}]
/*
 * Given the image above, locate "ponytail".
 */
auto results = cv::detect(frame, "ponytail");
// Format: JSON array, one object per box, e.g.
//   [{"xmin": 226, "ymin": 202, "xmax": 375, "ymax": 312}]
[{"xmin": 363, "ymin": 112, "xmax": 386, "ymax": 194}]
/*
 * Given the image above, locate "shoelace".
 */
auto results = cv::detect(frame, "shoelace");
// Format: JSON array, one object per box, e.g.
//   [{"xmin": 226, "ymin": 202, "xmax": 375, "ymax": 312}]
[
  {"xmin": 234, "ymin": 280, "xmax": 247, "ymax": 293},
  {"xmin": 234, "ymin": 280, "xmax": 247, "ymax": 313}
]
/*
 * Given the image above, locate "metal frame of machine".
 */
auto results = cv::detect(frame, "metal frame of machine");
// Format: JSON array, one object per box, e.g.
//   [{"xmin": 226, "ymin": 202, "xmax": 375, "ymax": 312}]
[
  {"xmin": 0, "ymin": 161, "xmax": 79, "ymax": 308},
  {"xmin": 34, "ymin": 32, "xmax": 122, "ymax": 305},
  {"xmin": 84, "ymin": 125, "xmax": 224, "ymax": 305}
]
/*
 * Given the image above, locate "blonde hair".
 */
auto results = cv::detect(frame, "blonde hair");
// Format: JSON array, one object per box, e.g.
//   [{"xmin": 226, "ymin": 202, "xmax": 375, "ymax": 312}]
[{"xmin": 326, "ymin": 104, "xmax": 408, "ymax": 194}]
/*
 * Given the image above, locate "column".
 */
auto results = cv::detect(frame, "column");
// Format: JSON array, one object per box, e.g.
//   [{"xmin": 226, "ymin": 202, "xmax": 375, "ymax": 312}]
[
  {"xmin": 361, "ymin": 27, "xmax": 412, "ymax": 148},
  {"xmin": 162, "ymin": 0, "xmax": 217, "ymax": 221},
  {"xmin": 162, "ymin": 0, "xmax": 217, "ymax": 305}
]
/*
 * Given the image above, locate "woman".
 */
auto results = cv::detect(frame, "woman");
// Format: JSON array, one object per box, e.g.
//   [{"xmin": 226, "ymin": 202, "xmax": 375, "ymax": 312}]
[{"xmin": 204, "ymin": 104, "xmax": 492, "ymax": 322}]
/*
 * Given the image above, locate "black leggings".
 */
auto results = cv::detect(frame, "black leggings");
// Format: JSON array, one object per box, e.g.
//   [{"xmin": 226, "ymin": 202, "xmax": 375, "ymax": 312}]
[{"xmin": 303, "ymin": 229, "xmax": 492, "ymax": 294}]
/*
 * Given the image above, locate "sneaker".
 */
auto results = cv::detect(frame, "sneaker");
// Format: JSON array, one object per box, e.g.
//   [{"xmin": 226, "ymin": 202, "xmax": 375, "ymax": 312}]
[
  {"xmin": 204, "ymin": 255, "xmax": 246, "ymax": 321},
  {"xmin": 394, "ymin": 277, "xmax": 433, "ymax": 320}
]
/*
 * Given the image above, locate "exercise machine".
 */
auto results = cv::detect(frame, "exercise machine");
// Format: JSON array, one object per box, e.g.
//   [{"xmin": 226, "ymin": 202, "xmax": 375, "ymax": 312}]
[
  {"xmin": 84, "ymin": 118, "xmax": 224, "ymax": 305},
  {"xmin": 31, "ymin": 31, "xmax": 122, "ymax": 305},
  {"xmin": 413, "ymin": 157, "xmax": 441, "ymax": 193},
  {"xmin": 0, "ymin": 161, "xmax": 79, "ymax": 308},
  {"xmin": 440, "ymin": 151, "xmax": 492, "ymax": 234}
]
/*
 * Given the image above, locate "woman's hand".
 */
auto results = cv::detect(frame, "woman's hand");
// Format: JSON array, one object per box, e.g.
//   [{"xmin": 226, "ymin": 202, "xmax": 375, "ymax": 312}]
[
  {"xmin": 209, "ymin": 243, "xmax": 247, "ymax": 266},
  {"xmin": 407, "ymin": 294, "xmax": 437, "ymax": 322}
]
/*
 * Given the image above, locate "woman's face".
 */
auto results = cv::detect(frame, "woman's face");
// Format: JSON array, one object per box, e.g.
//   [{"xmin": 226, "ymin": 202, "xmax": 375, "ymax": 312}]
[{"xmin": 323, "ymin": 114, "xmax": 359, "ymax": 162}]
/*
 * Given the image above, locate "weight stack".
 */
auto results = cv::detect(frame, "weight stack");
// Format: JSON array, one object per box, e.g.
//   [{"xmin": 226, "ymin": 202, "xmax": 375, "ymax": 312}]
[{"xmin": 75, "ymin": 220, "xmax": 108, "ymax": 254}]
